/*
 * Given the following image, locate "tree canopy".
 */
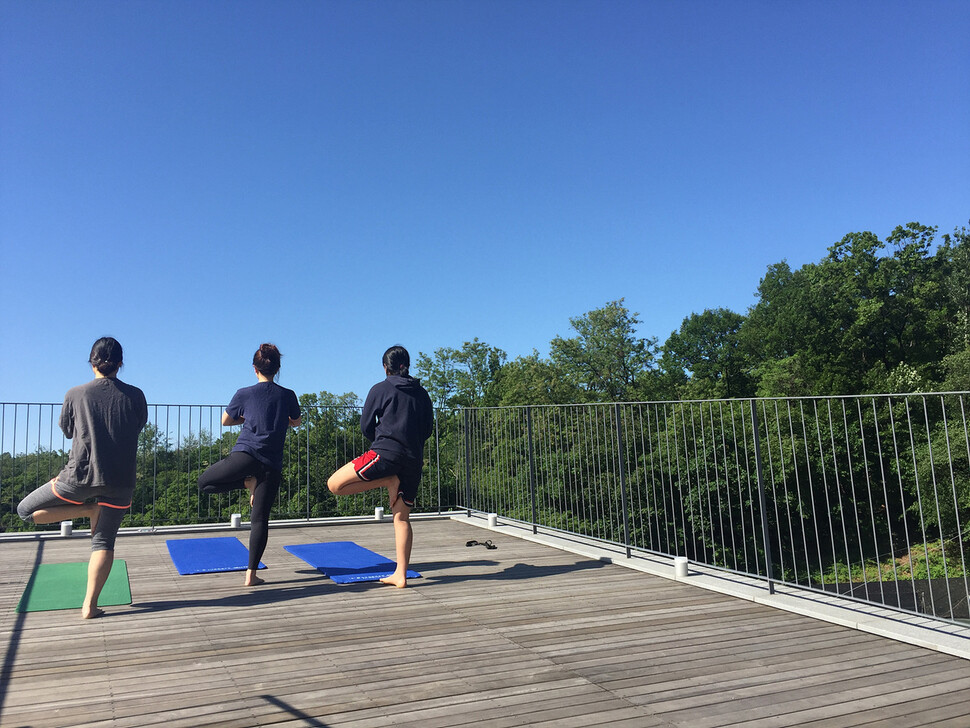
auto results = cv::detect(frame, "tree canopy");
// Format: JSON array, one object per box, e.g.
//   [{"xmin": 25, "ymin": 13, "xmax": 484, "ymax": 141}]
[{"xmin": 416, "ymin": 221, "xmax": 969, "ymax": 404}]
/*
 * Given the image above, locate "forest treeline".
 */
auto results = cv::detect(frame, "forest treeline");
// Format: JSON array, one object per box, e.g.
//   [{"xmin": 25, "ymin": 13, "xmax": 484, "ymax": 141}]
[
  {"xmin": 410, "ymin": 221, "xmax": 969, "ymax": 408},
  {"xmin": 3, "ymin": 220, "xmax": 969, "ymax": 597}
]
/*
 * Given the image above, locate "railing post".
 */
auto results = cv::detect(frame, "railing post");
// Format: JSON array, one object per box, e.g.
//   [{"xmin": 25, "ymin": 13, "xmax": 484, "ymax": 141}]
[
  {"xmin": 463, "ymin": 408, "xmax": 473, "ymax": 516},
  {"xmin": 305, "ymin": 414, "xmax": 311, "ymax": 520},
  {"xmin": 527, "ymin": 407, "xmax": 538, "ymax": 534},
  {"xmin": 615, "ymin": 403, "xmax": 632, "ymax": 558},
  {"xmin": 750, "ymin": 399, "xmax": 775, "ymax": 594},
  {"xmin": 434, "ymin": 410, "xmax": 442, "ymax": 514}
]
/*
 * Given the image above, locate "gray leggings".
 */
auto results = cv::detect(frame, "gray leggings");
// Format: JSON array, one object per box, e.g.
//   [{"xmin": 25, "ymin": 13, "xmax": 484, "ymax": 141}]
[{"xmin": 17, "ymin": 481, "xmax": 129, "ymax": 551}]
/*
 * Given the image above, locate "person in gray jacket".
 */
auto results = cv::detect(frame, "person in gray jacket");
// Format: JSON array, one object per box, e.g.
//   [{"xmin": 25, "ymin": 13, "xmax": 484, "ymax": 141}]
[{"xmin": 18, "ymin": 337, "xmax": 147, "ymax": 618}]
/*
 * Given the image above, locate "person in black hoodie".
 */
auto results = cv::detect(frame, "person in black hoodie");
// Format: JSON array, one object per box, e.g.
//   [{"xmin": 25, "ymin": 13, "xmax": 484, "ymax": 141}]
[{"xmin": 328, "ymin": 345, "xmax": 434, "ymax": 588}]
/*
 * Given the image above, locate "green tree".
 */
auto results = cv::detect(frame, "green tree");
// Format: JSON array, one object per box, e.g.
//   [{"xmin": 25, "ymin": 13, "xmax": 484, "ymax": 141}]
[
  {"xmin": 662, "ymin": 308, "xmax": 752, "ymax": 399},
  {"xmin": 415, "ymin": 338, "xmax": 506, "ymax": 408},
  {"xmin": 493, "ymin": 351, "xmax": 582, "ymax": 405},
  {"xmin": 549, "ymin": 299, "xmax": 659, "ymax": 402},
  {"xmin": 742, "ymin": 223, "xmax": 955, "ymax": 396},
  {"xmin": 941, "ymin": 223, "xmax": 970, "ymax": 352}
]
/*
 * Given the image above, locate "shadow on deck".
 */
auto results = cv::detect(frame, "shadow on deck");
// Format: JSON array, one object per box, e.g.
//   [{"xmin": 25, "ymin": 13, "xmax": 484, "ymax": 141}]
[{"xmin": 1, "ymin": 517, "xmax": 969, "ymax": 728}]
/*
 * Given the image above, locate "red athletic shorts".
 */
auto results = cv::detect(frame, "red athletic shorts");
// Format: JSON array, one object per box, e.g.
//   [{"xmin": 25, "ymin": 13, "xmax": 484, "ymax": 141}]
[{"xmin": 351, "ymin": 450, "xmax": 422, "ymax": 507}]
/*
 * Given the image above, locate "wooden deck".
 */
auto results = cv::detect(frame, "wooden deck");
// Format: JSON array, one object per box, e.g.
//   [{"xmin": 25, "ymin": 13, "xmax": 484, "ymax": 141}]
[{"xmin": 1, "ymin": 517, "xmax": 969, "ymax": 728}]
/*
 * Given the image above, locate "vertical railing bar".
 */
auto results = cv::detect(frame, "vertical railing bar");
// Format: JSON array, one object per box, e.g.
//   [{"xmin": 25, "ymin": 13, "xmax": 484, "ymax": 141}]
[
  {"xmin": 545, "ymin": 408, "xmax": 556, "ymax": 531},
  {"xmin": 688, "ymin": 404, "xmax": 705, "ymax": 562},
  {"xmin": 750, "ymin": 399, "xmax": 775, "ymax": 593},
  {"xmin": 588, "ymin": 406, "xmax": 600, "ymax": 541},
  {"xmin": 721, "ymin": 401, "xmax": 739, "ymax": 571},
  {"xmin": 527, "ymin": 408, "xmax": 537, "ymax": 534},
  {"xmin": 609, "ymin": 406, "xmax": 620, "ymax": 544},
  {"xmin": 504, "ymin": 409, "xmax": 514, "ymax": 517},
  {"xmin": 773, "ymin": 400, "xmax": 796, "ymax": 585},
  {"xmin": 550, "ymin": 408, "xmax": 562, "ymax": 531},
  {"xmin": 873, "ymin": 399, "xmax": 900, "ymax": 594},
  {"xmin": 708, "ymin": 401, "xmax": 725, "ymax": 570},
  {"xmin": 905, "ymin": 398, "xmax": 935, "ymax": 616},
  {"xmin": 840, "ymin": 398, "xmax": 866, "ymax": 597},
  {"xmin": 584, "ymin": 405, "xmax": 606, "ymax": 538},
  {"xmin": 761, "ymin": 400, "xmax": 784, "ymax": 582},
  {"xmin": 664, "ymin": 404, "xmax": 680, "ymax": 556},
  {"xmin": 923, "ymin": 396, "xmax": 951, "ymax": 617},
  {"xmin": 433, "ymin": 410, "xmax": 441, "ymax": 514},
  {"xmin": 887, "ymin": 397, "xmax": 920, "ymax": 611},
  {"xmin": 856, "ymin": 398, "xmax": 882, "ymax": 604},
  {"xmin": 801, "ymin": 401, "xmax": 824, "ymax": 590},
  {"xmin": 632, "ymin": 404, "xmax": 646, "ymax": 552},
  {"xmin": 739, "ymin": 401, "xmax": 758, "ymax": 574},
  {"xmin": 615, "ymin": 403, "xmax": 631, "ymax": 558},
  {"xmin": 671, "ymin": 403, "xmax": 686, "ymax": 557},
  {"xmin": 645, "ymin": 403, "xmax": 659, "ymax": 553},
  {"xmin": 826, "ymin": 400, "xmax": 852, "ymax": 590},
  {"xmin": 1, "ymin": 404, "xmax": 6, "ymax": 515},
  {"xmin": 786, "ymin": 400, "xmax": 810, "ymax": 588},
  {"xmin": 813, "ymin": 400, "xmax": 839, "ymax": 591},
  {"xmin": 463, "ymin": 409, "xmax": 472, "ymax": 515},
  {"xmin": 955, "ymin": 395, "xmax": 970, "ymax": 614},
  {"xmin": 939, "ymin": 395, "xmax": 965, "ymax": 618}
]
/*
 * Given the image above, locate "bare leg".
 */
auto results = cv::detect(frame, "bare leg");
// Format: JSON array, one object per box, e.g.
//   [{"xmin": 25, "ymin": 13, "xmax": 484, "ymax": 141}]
[
  {"xmin": 29, "ymin": 501, "xmax": 99, "ymax": 525},
  {"xmin": 328, "ymin": 462, "xmax": 399, "ymax": 497},
  {"xmin": 379, "ymin": 490, "xmax": 412, "ymax": 589},
  {"xmin": 82, "ymin": 549, "xmax": 113, "ymax": 619}
]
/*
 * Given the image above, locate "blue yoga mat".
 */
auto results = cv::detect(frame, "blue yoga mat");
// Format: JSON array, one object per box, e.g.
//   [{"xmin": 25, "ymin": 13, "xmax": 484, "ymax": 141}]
[
  {"xmin": 284, "ymin": 541, "xmax": 420, "ymax": 583},
  {"xmin": 166, "ymin": 537, "xmax": 265, "ymax": 575}
]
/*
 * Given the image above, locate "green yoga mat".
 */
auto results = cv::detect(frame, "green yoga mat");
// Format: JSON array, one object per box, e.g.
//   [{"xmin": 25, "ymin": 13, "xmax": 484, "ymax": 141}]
[{"xmin": 16, "ymin": 560, "xmax": 131, "ymax": 613}]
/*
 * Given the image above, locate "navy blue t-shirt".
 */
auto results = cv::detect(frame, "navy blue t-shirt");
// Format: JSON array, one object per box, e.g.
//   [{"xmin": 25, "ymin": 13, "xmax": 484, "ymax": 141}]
[{"xmin": 226, "ymin": 382, "xmax": 301, "ymax": 471}]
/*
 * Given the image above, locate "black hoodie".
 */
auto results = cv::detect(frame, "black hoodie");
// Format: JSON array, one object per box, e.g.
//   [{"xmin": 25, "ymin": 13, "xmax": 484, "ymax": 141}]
[{"xmin": 361, "ymin": 375, "xmax": 434, "ymax": 463}]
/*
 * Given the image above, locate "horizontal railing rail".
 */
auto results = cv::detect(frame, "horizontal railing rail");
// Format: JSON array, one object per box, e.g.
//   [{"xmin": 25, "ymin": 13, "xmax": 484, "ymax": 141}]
[{"xmin": 4, "ymin": 392, "xmax": 969, "ymax": 626}]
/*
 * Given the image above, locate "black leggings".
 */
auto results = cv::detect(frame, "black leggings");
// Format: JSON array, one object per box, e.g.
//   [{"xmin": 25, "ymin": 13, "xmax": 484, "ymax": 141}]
[{"xmin": 198, "ymin": 451, "xmax": 280, "ymax": 570}]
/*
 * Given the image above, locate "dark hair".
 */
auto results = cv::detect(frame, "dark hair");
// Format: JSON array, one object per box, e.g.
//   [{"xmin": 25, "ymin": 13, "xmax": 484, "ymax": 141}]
[
  {"xmin": 253, "ymin": 343, "xmax": 282, "ymax": 378},
  {"xmin": 89, "ymin": 337, "xmax": 123, "ymax": 377},
  {"xmin": 382, "ymin": 345, "xmax": 410, "ymax": 376}
]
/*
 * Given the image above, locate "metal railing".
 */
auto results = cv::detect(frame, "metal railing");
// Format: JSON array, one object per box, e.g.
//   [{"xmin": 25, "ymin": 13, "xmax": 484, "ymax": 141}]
[
  {"xmin": 3, "ymin": 393, "xmax": 969, "ymax": 625},
  {"xmin": 0, "ymin": 403, "xmax": 463, "ymax": 531},
  {"xmin": 460, "ymin": 394, "xmax": 970, "ymax": 625}
]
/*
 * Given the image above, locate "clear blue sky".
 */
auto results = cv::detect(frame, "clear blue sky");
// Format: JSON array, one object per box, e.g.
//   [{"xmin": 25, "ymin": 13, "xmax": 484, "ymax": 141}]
[{"xmin": 2, "ymin": 0, "xmax": 968, "ymax": 406}]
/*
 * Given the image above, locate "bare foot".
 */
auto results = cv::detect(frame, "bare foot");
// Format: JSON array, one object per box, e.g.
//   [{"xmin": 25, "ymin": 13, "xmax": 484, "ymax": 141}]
[
  {"xmin": 244, "ymin": 569, "xmax": 264, "ymax": 586},
  {"xmin": 244, "ymin": 476, "xmax": 257, "ymax": 507},
  {"xmin": 82, "ymin": 607, "xmax": 105, "ymax": 619},
  {"xmin": 379, "ymin": 573, "xmax": 407, "ymax": 589}
]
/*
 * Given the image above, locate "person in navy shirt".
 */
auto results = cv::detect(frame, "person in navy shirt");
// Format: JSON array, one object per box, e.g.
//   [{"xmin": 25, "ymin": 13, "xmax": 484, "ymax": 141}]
[
  {"xmin": 328, "ymin": 345, "xmax": 434, "ymax": 588},
  {"xmin": 198, "ymin": 343, "xmax": 301, "ymax": 586}
]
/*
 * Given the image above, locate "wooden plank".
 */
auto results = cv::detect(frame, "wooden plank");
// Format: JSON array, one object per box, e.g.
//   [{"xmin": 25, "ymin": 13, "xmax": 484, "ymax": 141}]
[{"xmin": 1, "ymin": 518, "xmax": 968, "ymax": 728}]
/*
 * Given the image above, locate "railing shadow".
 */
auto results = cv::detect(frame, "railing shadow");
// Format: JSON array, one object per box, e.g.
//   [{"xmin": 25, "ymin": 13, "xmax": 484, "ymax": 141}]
[
  {"xmin": 261, "ymin": 694, "xmax": 331, "ymax": 727},
  {"xmin": 0, "ymin": 540, "xmax": 44, "ymax": 725},
  {"xmin": 417, "ymin": 557, "xmax": 608, "ymax": 585}
]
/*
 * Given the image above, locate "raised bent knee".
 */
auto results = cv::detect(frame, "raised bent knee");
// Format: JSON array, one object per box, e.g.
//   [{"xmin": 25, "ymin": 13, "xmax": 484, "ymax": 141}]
[
  {"xmin": 328, "ymin": 462, "xmax": 360, "ymax": 494},
  {"xmin": 327, "ymin": 471, "xmax": 351, "ymax": 494}
]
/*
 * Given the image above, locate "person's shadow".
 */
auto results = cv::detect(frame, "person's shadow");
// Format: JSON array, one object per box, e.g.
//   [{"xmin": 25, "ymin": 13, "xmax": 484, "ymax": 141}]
[{"xmin": 124, "ymin": 555, "xmax": 608, "ymax": 612}]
